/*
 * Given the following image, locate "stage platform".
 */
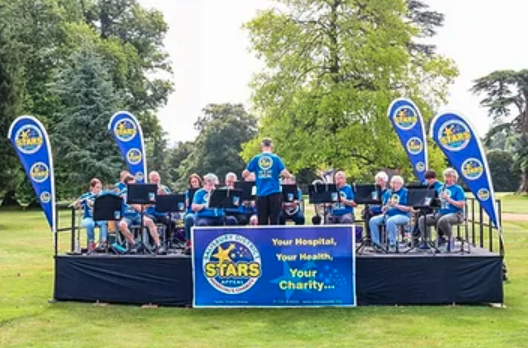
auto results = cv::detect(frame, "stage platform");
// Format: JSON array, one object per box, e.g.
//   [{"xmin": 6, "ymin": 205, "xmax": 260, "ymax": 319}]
[{"xmin": 53, "ymin": 246, "xmax": 504, "ymax": 306}]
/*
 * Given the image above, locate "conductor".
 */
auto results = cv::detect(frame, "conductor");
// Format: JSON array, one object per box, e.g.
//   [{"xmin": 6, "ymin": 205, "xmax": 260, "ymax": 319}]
[{"xmin": 243, "ymin": 137, "xmax": 291, "ymax": 225}]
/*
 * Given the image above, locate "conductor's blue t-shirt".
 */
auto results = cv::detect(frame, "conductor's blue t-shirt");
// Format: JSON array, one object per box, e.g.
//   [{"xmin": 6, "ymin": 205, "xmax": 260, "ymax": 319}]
[{"xmin": 247, "ymin": 152, "xmax": 285, "ymax": 197}]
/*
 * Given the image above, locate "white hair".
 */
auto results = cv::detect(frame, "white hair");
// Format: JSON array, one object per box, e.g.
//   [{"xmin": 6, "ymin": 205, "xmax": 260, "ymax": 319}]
[
  {"xmin": 203, "ymin": 173, "xmax": 218, "ymax": 184},
  {"xmin": 335, "ymin": 171, "xmax": 346, "ymax": 179},
  {"xmin": 390, "ymin": 175, "xmax": 404, "ymax": 185},
  {"xmin": 443, "ymin": 168, "xmax": 459, "ymax": 180},
  {"xmin": 225, "ymin": 172, "xmax": 237, "ymax": 181},
  {"xmin": 375, "ymin": 171, "xmax": 389, "ymax": 182}
]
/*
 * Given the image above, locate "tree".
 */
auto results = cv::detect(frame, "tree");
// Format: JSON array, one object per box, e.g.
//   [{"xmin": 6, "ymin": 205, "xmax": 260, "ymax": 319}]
[
  {"xmin": 178, "ymin": 104, "xmax": 257, "ymax": 188},
  {"xmin": 242, "ymin": 0, "xmax": 456, "ymax": 180},
  {"xmin": 486, "ymin": 150, "xmax": 521, "ymax": 192},
  {"xmin": 52, "ymin": 44, "xmax": 123, "ymax": 195},
  {"xmin": 471, "ymin": 70, "xmax": 528, "ymax": 192},
  {"xmin": 166, "ymin": 141, "xmax": 195, "ymax": 191}
]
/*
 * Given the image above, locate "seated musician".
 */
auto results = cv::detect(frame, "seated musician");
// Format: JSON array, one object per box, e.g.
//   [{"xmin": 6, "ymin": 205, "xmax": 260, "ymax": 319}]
[
  {"xmin": 184, "ymin": 174, "xmax": 202, "ymax": 240},
  {"xmin": 74, "ymin": 178, "xmax": 108, "ymax": 252},
  {"xmin": 223, "ymin": 172, "xmax": 248, "ymax": 225},
  {"xmin": 192, "ymin": 173, "xmax": 237, "ymax": 227},
  {"xmin": 369, "ymin": 175, "xmax": 411, "ymax": 251},
  {"xmin": 418, "ymin": 168, "xmax": 466, "ymax": 250},
  {"xmin": 279, "ymin": 175, "xmax": 305, "ymax": 225},
  {"xmin": 145, "ymin": 171, "xmax": 177, "ymax": 231},
  {"xmin": 411, "ymin": 170, "xmax": 443, "ymax": 245},
  {"xmin": 115, "ymin": 170, "xmax": 131, "ymax": 194},
  {"xmin": 326, "ymin": 171, "xmax": 356, "ymax": 224},
  {"xmin": 363, "ymin": 171, "xmax": 389, "ymax": 221},
  {"xmin": 118, "ymin": 176, "xmax": 166, "ymax": 255}
]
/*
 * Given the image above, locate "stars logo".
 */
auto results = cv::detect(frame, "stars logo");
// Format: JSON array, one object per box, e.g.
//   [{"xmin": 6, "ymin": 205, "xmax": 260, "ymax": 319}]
[
  {"xmin": 393, "ymin": 107, "xmax": 418, "ymax": 130},
  {"xmin": 438, "ymin": 120, "xmax": 471, "ymax": 152}
]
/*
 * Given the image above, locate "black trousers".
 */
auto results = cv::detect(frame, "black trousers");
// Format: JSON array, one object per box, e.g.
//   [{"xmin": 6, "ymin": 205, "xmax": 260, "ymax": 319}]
[{"xmin": 257, "ymin": 192, "xmax": 282, "ymax": 225}]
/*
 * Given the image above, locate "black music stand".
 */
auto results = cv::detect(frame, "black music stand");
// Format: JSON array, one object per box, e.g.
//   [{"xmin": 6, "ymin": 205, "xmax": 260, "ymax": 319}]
[
  {"xmin": 281, "ymin": 184, "xmax": 298, "ymax": 203},
  {"xmin": 91, "ymin": 194, "xmax": 125, "ymax": 254},
  {"xmin": 155, "ymin": 194, "xmax": 186, "ymax": 250},
  {"xmin": 209, "ymin": 188, "xmax": 243, "ymax": 209},
  {"xmin": 354, "ymin": 184, "xmax": 384, "ymax": 254},
  {"xmin": 235, "ymin": 181, "xmax": 256, "ymax": 201},
  {"xmin": 308, "ymin": 183, "xmax": 339, "ymax": 224},
  {"xmin": 404, "ymin": 188, "xmax": 440, "ymax": 254},
  {"xmin": 127, "ymin": 183, "xmax": 157, "ymax": 255}
]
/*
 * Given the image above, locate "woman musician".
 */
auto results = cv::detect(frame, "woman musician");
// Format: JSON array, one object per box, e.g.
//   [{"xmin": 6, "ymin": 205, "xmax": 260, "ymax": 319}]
[
  {"xmin": 368, "ymin": 175, "xmax": 412, "ymax": 252},
  {"xmin": 72, "ymin": 178, "xmax": 108, "ymax": 252}
]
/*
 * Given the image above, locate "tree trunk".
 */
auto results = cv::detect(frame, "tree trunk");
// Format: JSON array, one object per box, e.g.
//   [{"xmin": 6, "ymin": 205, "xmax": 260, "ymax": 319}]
[{"xmin": 521, "ymin": 170, "xmax": 528, "ymax": 194}]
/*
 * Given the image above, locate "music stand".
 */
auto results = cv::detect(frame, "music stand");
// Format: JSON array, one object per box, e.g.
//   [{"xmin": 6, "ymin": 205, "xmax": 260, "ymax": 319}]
[
  {"xmin": 208, "ymin": 188, "xmax": 243, "ymax": 210},
  {"xmin": 308, "ymin": 183, "xmax": 339, "ymax": 224},
  {"xmin": 354, "ymin": 184, "xmax": 384, "ymax": 254},
  {"xmin": 235, "ymin": 181, "xmax": 256, "ymax": 201},
  {"xmin": 91, "ymin": 194, "xmax": 125, "ymax": 254},
  {"xmin": 155, "ymin": 194, "xmax": 186, "ymax": 250},
  {"xmin": 126, "ymin": 183, "xmax": 157, "ymax": 255},
  {"xmin": 404, "ymin": 188, "xmax": 440, "ymax": 254},
  {"xmin": 281, "ymin": 184, "xmax": 298, "ymax": 203}
]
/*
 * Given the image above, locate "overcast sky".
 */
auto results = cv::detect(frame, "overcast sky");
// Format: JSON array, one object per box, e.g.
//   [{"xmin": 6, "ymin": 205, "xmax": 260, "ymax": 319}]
[{"xmin": 137, "ymin": 0, "xmax": 527, "ymax": 144}]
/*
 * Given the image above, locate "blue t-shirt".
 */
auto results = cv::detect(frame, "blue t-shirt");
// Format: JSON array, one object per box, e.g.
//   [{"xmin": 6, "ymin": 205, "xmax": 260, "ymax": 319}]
[
  {"xmin": 331, "ymin": 184, "xmax": 354, "ymax": 216},
  {"xmin": 383, "ymin": 188, "xmax": 409, "ymax": 217},
  {"xmin": 122, "ymin": 197, "xmax": 140, "ymax": 220},
  {"xmin": 282, "ymin": 188, "xmax": 303, "ymax": 212},
  {"xmin": 439, "ymin": 184, "xmax": 465, "ymax": 215},
  {"xmin": 115, "ymin": 182, "xmax": 126, "ymax": 194},
  {"xmin": 247, "ymin": 152, "xmax": 285, "ymax": 197},
  {"xmin": 193, "ymin": 188, "xmax": 223, "ymax": 218},
  {"xmin": 80, "ymin": 192, "xmax": 95, "ymax": 219}
]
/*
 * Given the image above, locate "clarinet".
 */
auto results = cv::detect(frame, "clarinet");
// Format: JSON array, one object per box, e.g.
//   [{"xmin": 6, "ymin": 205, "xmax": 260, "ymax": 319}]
[{"xmin": 381, "ymin": 189, "xmax": 393, "ymax": 223}]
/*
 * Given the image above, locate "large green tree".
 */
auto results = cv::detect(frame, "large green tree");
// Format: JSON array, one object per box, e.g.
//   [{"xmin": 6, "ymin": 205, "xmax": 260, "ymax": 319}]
[
  {"xmin": 472, "ymin": 70, "xmax": 528, "ymax": 192},
  {"xmin": 242, "ymin": 0, "xmax": 457, "ymax": 181},
  {"xmin": 52, "ymin": 45, "xmax": 123, "ymax": 194},
  {"xmin": 178, "ymin": 104, "xmax": 257, "ymax": 188}
]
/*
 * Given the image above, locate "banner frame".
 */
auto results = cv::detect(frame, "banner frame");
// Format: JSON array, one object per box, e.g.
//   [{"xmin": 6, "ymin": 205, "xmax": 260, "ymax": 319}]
[
  {"xmin": 430, "ymin": 109, "xmax": 501, "ymax": 231},
  {"xmin": 7, "ymin": 115, "xmax": 57, "ymax": 233},
  {"xmin": 108, "ymin": 110, "xmax": 148, "ymax": 183}
]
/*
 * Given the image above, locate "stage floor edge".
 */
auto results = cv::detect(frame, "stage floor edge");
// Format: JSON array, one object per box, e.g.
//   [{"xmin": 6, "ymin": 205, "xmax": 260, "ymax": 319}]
[{"xmin": 53, "ymin": 251, "xmax": 504, "ymax": 306}]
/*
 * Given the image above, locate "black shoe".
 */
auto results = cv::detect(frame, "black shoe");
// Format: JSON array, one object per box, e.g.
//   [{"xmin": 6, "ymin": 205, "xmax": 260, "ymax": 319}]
[{"xmin": 128, "ymin": 244, "xmax": 139, "ymax": 255}]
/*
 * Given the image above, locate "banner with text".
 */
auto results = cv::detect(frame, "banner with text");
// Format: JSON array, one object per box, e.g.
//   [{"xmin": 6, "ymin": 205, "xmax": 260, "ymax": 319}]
[
  {"xmin": 7, "ymin": 116, "xmax": 56, "ymax": 232},
  {"xmin": 430, "ymin": 110, "xmax": 500, "ymax": 229},
  {"xmin": 192, "ymin": 226, "xmax": 356, "ymax": 307},
  {"xmin": 387, "ymin": 98, "xmax": 428, "ymax": 182},
  {"xmin": 108, "ymin": 111, "xmax": 147, "ymax": 183}
]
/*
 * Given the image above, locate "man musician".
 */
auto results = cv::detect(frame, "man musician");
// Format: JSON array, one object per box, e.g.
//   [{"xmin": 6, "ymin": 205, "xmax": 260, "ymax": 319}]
[
  {"xmin": 118, "ymin": 176, "xmax": 166, "ymax": 255},
  {"xmin": 242, "ymin": 138, "xmax": 291, "ymax": 225},
  {"xmin": 192, "ymin": 173, "xmax": 237, "ymax": 227},
  {"xmin": 326, "ymin": 171, "xmax": 356, "ymax": 224},
  {"xmin": 279, "ymin": 175, "xmax": 305, "ymax": 225},
  {"xmin": 223, "ymin": 172, "xmax": 249, "ymax": 225},
  {"xmin": 418, "ymin": 168, "xmax": 466, "ymax": 251},
  {"xmin": 145, "ymin": 171, "xmax": 177, "ymax": 238}
]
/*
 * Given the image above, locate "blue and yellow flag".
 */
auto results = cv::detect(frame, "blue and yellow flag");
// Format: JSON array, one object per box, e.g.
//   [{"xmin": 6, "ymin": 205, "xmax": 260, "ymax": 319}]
[
  {"xmin": 108, "ymin": 111, "xmax": 148, "ymax": 183},
  {"xmin": 430, "ymin": 111, "xmax": 500, "ymax": 229},
  {"xmin": 8, "ymin": 116, "xmax": 56, "ymax": 232},
  {"xmin": 387, "ymin": 98, "xmax": 428, "ymax": 182}
]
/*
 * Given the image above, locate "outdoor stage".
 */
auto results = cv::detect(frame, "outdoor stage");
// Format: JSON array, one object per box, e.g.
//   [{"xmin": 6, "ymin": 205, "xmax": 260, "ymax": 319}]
[{"xmin": 53, "ymin": 246, "xmax": 504, "ymax": 306}]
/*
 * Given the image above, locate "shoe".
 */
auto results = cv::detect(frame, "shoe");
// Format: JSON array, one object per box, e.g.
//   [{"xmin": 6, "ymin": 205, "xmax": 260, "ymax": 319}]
[
  {"xmin": 88, "ymin": 241, "xmax": 97, "ymax": 252},
  {"xmin": 436, "ymin": 237, "xmax": 447, "ymax": 247},
  {"xmin": 388, "ymin": 244, "xmax": 396, "ymax": 252},
  {"xmin": 156, "ymin": 246, "xmax": 167, "ymax": 255},
  {"xmin": 184, "ymin": 240, "xmax": 192, "ymax": 255},
  {"xmin": 419, "ymin": 242, "xmax": 430, "ymax": 250},
  {"xmin": 95, "ymin": 242, "xmax": 107, "ymax": 253},
  {"xmin": 128, "ymin": 244, "xmax": 139, "ymax": 255}
]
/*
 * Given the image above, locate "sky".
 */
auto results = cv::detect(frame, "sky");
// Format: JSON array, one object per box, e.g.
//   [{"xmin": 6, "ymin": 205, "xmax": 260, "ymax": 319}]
[{"xmin": 138, "ymin": 0, "xmax": 527, "ymax": 144}]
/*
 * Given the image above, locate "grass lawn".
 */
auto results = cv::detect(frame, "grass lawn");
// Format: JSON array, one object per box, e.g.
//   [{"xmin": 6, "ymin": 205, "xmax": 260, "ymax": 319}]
[{"xmin": 1, "ymin": 198, "xmax": 528, "ymax": 348}]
